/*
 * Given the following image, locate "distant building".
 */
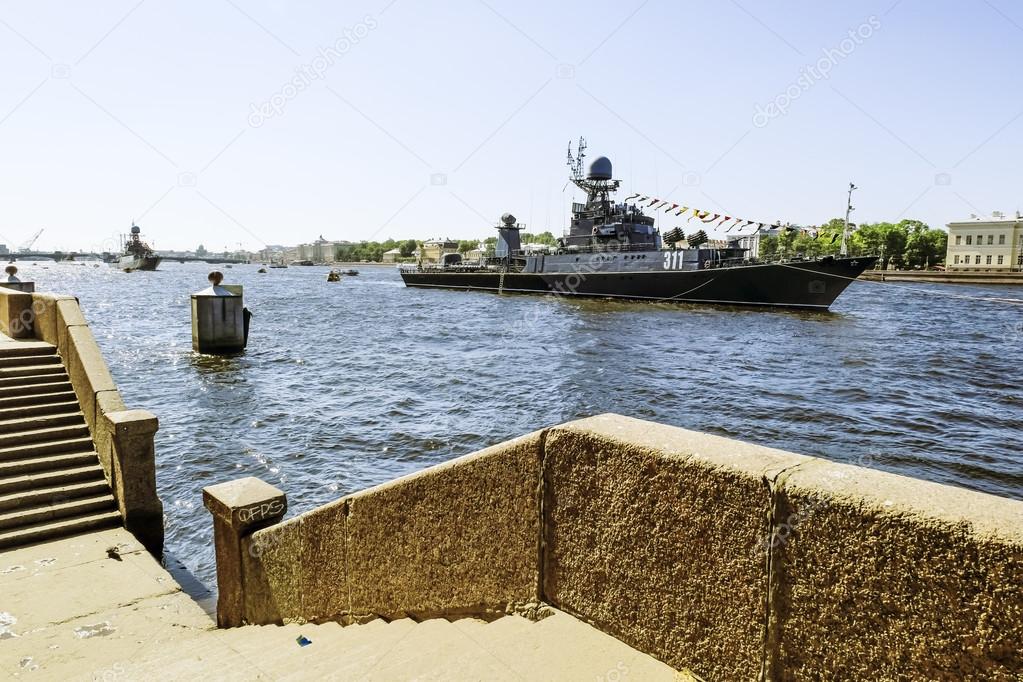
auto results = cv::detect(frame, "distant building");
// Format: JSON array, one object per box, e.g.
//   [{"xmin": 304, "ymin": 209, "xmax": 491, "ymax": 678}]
[
  {"xmin": 736, "ymin": 226, "xmax": 782, "ymax": 257},
  {"xmin": 946, "ymin": 212, "xmax": 1023, "ymax": 272},
  {"xmin": 420, "ymin": 239, "xmax": 458, "ymax": 263},
  {"xmin": 466, "ymin": 242, "xmax": 487, "ymax": 260},
  {"xmin": 0, "ymin": 244, "xmax": 8, "ymax": 255},
  {"xmin": 382, "ymin": 248, "xmax": 402, "ymax": 263},
  {"xmin": 292, "ymin": 236, "xmax": 349, "ymax": 264}
]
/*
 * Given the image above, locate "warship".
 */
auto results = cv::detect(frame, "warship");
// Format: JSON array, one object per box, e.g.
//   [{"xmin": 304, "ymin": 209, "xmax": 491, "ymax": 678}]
[
  {"xmin": 112, "ymin": 223, "xmax": 161, "ymax": 271},
  {"xmin": 400, "ymin": 143, "xmax": 876, "ymax": 310}
]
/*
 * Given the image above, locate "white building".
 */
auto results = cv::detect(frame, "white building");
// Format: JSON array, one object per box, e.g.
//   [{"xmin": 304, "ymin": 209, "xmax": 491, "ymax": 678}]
[
  {"xmin": 946, "ymin": 212, "xmax": 1023, "ymax": 272},
  {"xmin": 736, "ymin": 226, "xmax": 781, "ymax": 257}
]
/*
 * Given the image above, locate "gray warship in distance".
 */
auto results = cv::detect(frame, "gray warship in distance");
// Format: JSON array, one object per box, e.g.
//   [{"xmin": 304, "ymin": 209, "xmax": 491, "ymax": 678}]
[
  {"xmin": 112, "ymin": 224, "xmax": 161, "ymax": 271},
  {"xmin": 400, "ymin": 145, "xmax": 877, "ymax": 310}
]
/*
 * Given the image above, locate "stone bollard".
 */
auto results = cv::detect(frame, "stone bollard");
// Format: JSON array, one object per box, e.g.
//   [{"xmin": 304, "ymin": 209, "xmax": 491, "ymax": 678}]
[
  {"xmin": 190, "ymin": 271, "xmax": 249, "ymax": 354},
  {"xmin": 202, "ymin": 477, "xmax": 287, "ymax": 627},
  {"xmin": 0, "ymin": 265, "xmax": 34, "ymax": 293}
]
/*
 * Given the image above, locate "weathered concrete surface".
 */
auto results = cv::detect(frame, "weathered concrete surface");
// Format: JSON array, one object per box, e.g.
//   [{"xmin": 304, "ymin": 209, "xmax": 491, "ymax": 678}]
[
  {"xmin": 346, "ymin": 430, "xmax": 543, "ymax": 620},
  {"xmin": 92, "ymin": 389, "xmax": 127, "ymax": 483},
  {"xmin": 64, "ymin": 324, "xmax": 118, "ymax": 434},
  {"xmin": 542, "ymin": 414, "xmax": 811, "ymax": 681},
  {"xmin": 30, "ymin": 292, "xmax": 76, "ymax": 345},
  {"xmin": 203, "ymin": 477, "xmax": 287, "ymax": 626},
  {"xmin": 0, "ymin": 528, "xmax": 216, "ymax": 679},
  {"xmin": 772, "ymin": 460, "xmax": 1023, "ymax": 680},
  {"xmin": 239, "ymin": 431, "xmax": 543, "ymax": 625},
  {"xmin": 0, "ymin": 288, "xmax": 33, "ymax": 338},
  {"xmin": 55, "ymin": 295, "xmax": 88, "ymax": 359},
  {"xmin": 103, "ymin": 409, "xmax": 164, "ymax": 556}
]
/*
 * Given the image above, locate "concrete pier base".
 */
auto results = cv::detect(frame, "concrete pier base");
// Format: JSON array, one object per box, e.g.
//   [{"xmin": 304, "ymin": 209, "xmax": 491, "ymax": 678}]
[{"xmin": 190, "ymin": 272, "xmax": 247, "ymax": 354}]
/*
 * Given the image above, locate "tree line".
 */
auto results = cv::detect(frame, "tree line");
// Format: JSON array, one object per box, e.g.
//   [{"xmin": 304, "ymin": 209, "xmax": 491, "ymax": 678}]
[{"xmin": 756, "ymin": 218, "xmax": 947, "ymax": 269}]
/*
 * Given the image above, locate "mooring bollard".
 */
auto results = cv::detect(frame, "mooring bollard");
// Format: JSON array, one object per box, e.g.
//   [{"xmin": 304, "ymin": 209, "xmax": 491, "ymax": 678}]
[
  {"xmin": 0, "ymin": 265, "xmax": 34, "ymax": 293},
  {"xmin": 190, "ymin": 271, "xmax": 251, "ymax": 354}
]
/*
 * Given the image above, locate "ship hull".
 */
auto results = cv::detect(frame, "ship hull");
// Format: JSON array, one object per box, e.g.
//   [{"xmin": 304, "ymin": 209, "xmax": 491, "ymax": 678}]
[
  {"xmin": 114, "ymin": 255, "xmax": 162, "ymax": 271},
  {"xmin": 400, "ymin": 257, "xmax": 877, "ymax": 310}
]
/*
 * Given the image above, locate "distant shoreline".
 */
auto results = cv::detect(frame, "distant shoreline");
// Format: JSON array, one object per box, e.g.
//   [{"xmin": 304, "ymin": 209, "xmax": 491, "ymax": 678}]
[{"xmin": 859, "ymin": 270, "xmax": 1023, "ymax": 285}]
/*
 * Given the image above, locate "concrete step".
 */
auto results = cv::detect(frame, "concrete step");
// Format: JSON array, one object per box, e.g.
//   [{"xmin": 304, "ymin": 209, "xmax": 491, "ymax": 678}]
[
  {"xmin": 0, "ymin": 386, "xmax": 75, "ymax": 406},
  {"xmin": 0, "ymin": 448, "xmax": 97, "ymax": 474},
  {"xmin": 0, "ymin": 493, "xmax": 116, "ymax": 531},
  {"xmin": 0, "ymin": 342, "xmax": 55, "ymax": 358},
  {"xmin": 0, "ymin": 437, "xmax": 96, "ymax": 464},
  {"xmin": 0, "ymin": 400, "xmax": 80, "ymax": 421},
  {"xmin": 0, "ymin": 363, "xmax": 66, "ymax": 379},
  {"xmin": 0, "ymin": 463, "xmax": 106, "ymax": 496},
  {"xmin": 0, "ymin": 508, "xmax": 121, "ymax": 550},
  {"xmin": 0, "ymin": 478, "xmax": 111, "ymax": 512},
  {"xmin": 0, "ymin": 424, "xmax": 90, "ymax": 450},
  {"xmin": 0, "ymin": 411, "xmax": 85, "ymax": 435},
  {"xmin": 0, "ymin": 353, "xmax": 61, "ymax": 368},
  {"xmin": 0, "ymin": 372, "xmax": 71, "ymax": 389}
]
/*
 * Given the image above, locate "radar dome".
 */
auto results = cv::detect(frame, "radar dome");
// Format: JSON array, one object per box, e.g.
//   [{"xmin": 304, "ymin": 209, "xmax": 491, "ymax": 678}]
[
  {"xmin": 587, "ymin": 156, "xmax": 613, "ymax": 180},
  {"xmin": 501, "ymin": 213, "xmax": 517, "ymax": 225},
  {"xmin": 130, "ymin": 225, "xmax": 141, "ymax": 235}
]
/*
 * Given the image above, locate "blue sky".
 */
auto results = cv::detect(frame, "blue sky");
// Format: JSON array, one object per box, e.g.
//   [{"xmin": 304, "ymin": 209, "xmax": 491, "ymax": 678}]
[{"xmin": 1, "ymin": 0, "xmax": 1021, "ymax": 252}]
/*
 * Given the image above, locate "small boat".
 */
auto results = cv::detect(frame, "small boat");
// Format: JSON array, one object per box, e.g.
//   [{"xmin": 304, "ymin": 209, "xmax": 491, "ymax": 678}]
[
  {"xmin": 291, "ymin": 260, "xmax": 314, "ymax": 267},
  {"xmin": 258, "ymin": 267, "xmax": 268, "ymax": 273},
  {"xmin": 326, "ymin": 269, "xmax": 342, "ymax": 282},
  {"xmin": 343, "ymin": 269, "xmax": 359, "ymax": 276}
]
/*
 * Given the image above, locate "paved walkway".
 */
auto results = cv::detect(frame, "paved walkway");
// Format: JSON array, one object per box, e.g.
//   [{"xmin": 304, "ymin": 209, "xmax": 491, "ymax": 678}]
[{"xmin": 1, "ymin": 529, "xmax": 683, "ymax": 680}]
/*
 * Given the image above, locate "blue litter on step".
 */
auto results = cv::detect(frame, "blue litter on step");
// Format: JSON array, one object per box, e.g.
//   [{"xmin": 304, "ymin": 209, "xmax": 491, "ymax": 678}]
[{"xmin": 296, "ymin": 635, "xmax": 312, "ymax": 647}]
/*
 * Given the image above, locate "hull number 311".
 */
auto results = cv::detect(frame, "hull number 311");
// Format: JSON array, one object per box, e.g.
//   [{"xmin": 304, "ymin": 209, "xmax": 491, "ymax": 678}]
[{"xmin": 663, "ymin": 251, "xmax": 685, "ymax": 270}]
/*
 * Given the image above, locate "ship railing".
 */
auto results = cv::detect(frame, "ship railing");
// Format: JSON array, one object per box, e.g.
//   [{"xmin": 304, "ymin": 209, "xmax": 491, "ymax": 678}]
[{"xmin": 510, "ymin": 243, "xmax": 660, "ymax": 256}]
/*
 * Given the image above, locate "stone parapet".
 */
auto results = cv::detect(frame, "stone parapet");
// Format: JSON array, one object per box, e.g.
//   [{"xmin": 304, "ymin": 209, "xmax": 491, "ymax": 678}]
[
  {"xmin": 204, "ymin": 415, "xmax": 1023, "ymax": 680},
  {"xmin": 541, "ymin": 415, "xmax": 811, "ymax": 680},
  {"xmin": 224, "ymin": 430, "xmax": 543, "ymax": 627},
  {"xmin": 769, "ymin": 459, "xmax": 1023, "ymax": 680}
]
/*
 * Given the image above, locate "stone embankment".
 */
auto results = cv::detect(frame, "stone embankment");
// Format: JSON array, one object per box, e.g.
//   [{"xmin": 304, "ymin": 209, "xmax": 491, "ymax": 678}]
[
  {"xmin": 208, "ymin": 414, "xmax": 1023, "ymax": 680},
  {"xmin": 860, "ymin": 270, "xmax": 1023, "ymax": 285},
  {"xmin": 0, "ymin": 287, "xmax": 162, "ymax": 554}
]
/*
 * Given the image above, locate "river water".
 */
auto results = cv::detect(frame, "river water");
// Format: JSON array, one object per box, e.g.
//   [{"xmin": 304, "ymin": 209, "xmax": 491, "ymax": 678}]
[{"xmin": 21, "ymin": 260, "xmax": 1023, "ymax": 590}]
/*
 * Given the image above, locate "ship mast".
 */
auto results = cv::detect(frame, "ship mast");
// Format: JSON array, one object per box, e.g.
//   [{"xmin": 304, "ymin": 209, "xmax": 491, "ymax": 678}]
[
  {"xmin": 840, "ymin": 182, "xmax": 857, "ymax": 257},
  {"xmin": 566, "ymin": 137, "xmax": 619, "ymax": 209}
]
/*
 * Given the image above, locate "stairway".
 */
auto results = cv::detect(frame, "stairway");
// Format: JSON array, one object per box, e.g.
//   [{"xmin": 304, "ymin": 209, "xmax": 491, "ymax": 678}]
[
  {"xmin": 120, "ymin": 611, "xmax": 683, "ymax": 680},
  {"xmin": 0, "ymin": 341, "xmax": 120, "ymax": 550}
]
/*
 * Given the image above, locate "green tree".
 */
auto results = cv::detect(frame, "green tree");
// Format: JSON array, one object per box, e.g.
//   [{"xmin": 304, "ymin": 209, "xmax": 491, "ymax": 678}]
[
  {"xmin": 903, "ymin": 222, "xmax": 947, "ymax": 268},
  {"xmin": 522, "ymin": 231, "xmax": 557, "ymax": 246},
  {"xmin": 399, "ymin": 239, "xmax": 418, "ymax": 257}
]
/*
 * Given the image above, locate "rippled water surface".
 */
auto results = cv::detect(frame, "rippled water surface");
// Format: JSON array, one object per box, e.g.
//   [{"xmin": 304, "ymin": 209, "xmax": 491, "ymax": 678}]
[{"xmin": 23, "ymin": 261, "xmax": 1023, "ymax": 589}]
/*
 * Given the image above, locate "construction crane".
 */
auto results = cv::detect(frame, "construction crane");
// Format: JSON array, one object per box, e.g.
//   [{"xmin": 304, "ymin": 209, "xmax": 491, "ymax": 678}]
[{"xmin": 18, "ymin": 229, "xmax": 43, "ymax": 253}]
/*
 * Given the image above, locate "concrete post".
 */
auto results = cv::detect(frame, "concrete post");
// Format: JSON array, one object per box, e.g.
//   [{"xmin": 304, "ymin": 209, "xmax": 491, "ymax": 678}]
[
  {"xmin": 0, "ymin": 265, "xmax": 34, "ymax": 293},
  {"xmin": 202, "ymin": 477, "xmax": 287, "ymax": 627},
  {"xmin": 102, "ymin": 409, "xmax": 164, "ymax": 557},
  {"xmin": 191, "ymin": 271, "xmax": 247, "ymax": 354}
]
